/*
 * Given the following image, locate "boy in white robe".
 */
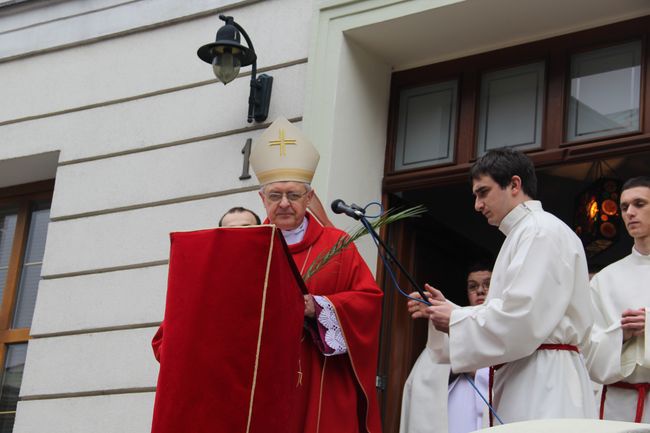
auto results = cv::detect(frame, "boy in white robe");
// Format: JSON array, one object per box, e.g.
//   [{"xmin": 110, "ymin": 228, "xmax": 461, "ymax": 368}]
[
  {"xmin": 425, "ymin": 148, "xmax": 596, "ymax": 423},
  {"xmin": 400, "ymin": 264, "xmax": 492, "ymax": 433},
  {"xmin": 586, "ymin": 176, "xmax": 650, "ymax": 423}
]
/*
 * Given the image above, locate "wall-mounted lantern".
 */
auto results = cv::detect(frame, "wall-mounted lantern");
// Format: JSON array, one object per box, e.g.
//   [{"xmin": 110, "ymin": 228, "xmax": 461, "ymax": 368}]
[{"xmin": 197, "ymin": 15, "xmax": 272, "ymax": 123}]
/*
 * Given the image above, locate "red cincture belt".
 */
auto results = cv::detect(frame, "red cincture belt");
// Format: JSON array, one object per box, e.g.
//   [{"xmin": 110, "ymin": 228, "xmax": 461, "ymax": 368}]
[
  {"xmin": 488, "ymin": 344, "xmax": 579, "ymax": 426},
  {"xmin": 600, "ymin": 381, "xmax": 650, "ymax": 423}
]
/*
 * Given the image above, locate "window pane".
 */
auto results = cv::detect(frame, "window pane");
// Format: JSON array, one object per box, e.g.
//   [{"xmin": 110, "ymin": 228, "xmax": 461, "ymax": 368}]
[
  {"xmin": 0, "ymin": 270, "xmax": 6, "ymax": 303},
  {"xmin": 394, "ymin": 80, "xmax": 458, "ymax": 170},
  {"xmin": 477, "ymin": 62, "xmax": 545, "ymax": 156},
  {"xmin": 0, "ymin": 211, "xmax": 18, "ymax": 307},
  {"xmin": 0, "ymin": 211, "xmax": 17, "ymax": 268},
  {"xmin": 12, "ymin": 264, "xmax": 41, "ymax": 329},
  {"xmin": 12, "ymin": 202, "xmax": 50, "ymax": 329},
  {"xmin": 0, "ymin": 413, "xmax": 14, "ymax": 433},
  {"xmin": 23, "ymin": 204, "xmax": 50, "ymax": 265},
  {"xmin": 567, "ymin": 40, "xmax": 641, "ymax": 142},
  {"xmin": 0, "ymin": 343, "xmax": 27, "ymax": 433}
]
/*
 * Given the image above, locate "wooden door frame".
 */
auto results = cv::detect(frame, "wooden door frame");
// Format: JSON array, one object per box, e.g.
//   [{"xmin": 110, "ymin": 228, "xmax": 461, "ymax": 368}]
[{"xmin": 376, "ymin": 16, "xmax": 650, "ymax": 433}]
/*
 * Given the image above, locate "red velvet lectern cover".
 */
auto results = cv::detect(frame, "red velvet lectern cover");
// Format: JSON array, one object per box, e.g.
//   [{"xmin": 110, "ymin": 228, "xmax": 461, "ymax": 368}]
[{"xmin": 151, "ymin": 225, "xmax": 305, "ymax": 433}]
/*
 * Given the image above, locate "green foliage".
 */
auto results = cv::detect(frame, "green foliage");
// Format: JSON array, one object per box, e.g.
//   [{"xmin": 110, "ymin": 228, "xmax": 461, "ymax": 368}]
[{"xmin": 303, "ymin": 206, "xmax": 427, "ymax": 282}]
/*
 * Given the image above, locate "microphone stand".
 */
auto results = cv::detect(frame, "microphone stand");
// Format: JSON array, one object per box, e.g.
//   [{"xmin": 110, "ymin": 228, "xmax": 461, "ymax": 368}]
[
  {"xmin": 356, "ymin": 214, "xmax": 431, "ymax": 306},
  {"xmin": 352, "ymin": 207, "xmax": 505, "ymax": 425}
]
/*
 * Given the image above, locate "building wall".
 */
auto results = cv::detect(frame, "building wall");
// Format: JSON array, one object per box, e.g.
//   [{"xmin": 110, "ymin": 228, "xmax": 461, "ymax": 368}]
[
  {"xmin": 1, "ymin": 0, "xmax": 313, "ymax": 431},
  {"xmin": 3, "ymin": 0, "xmax": 650, "ymax": 431}
]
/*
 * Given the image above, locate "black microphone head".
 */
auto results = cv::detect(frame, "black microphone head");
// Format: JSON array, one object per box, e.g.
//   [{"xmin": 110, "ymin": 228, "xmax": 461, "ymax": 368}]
[{"xmin": 331, "ymin": 199, "xmax": 345, "ymax": 214}]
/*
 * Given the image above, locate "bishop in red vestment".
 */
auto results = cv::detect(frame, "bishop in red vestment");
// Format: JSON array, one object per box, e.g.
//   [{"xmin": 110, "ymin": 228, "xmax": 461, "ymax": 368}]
[
  {"xmin": 252, "ymin": 117, "xmax": 383, "ymax": 433},
  {"xmin": 153, "ymin": 117, "xmax": 384, "ymax": 433},
  {"xmin": 282, "ymin": 211, "xmax": 383, "ymax": 433}
]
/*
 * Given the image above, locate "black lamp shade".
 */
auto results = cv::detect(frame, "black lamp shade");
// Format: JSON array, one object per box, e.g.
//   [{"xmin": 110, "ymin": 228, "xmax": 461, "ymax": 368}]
[{"xmin": 197, "ymin": 23, "xmax": 256, "ymax": 67}]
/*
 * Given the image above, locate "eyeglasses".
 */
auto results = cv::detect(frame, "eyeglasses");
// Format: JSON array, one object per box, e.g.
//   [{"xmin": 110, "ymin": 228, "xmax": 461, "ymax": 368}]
[
  {"xmin": 264, "ymin": 191, "xmax": 308, "ymax": 202},
  {"xmin": 467, "ymin": 280, "xmax": 490, "ymax": 293}
]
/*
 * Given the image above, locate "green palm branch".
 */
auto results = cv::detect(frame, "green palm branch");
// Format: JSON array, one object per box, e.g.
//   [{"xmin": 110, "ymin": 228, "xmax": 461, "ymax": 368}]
[{"xmin": 303, "ymin": 205, "xmax": 427, "ymax": 282}]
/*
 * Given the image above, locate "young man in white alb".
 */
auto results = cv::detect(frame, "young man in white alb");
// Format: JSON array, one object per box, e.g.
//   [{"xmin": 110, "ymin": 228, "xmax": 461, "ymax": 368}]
[
  {"xmin": 425, "ymin": 148, "xmax": 595, "ymax": 423},
  {"xmin": 587, "ymin": 176, "xmax": 650, "ymax": 423}
]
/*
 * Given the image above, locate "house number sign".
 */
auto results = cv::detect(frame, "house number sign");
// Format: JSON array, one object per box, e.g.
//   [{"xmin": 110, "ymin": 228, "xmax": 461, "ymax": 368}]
[{"xmin": 239, "ymin": 138, "xmax": 252, "ymax": 180}]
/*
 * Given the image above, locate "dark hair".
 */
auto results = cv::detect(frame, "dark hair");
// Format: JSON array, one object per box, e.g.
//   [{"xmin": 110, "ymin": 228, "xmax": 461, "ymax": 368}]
[
  {"xmin": 622, "ymin": 176, "xmax": 650, "ymax": 192},
  {"xmin": 470, "ymin": 148, "xmax": 537, "ymax": 199},
  {"xmin": 466, "ymin": 260, "xmax": 493, "ymax": 276},
  {"xmin": 587, "ymin": 263, "xmax": 604, "ymax": 275},
  {"xmin": 218, "ymin": 207, "xmax": 261, "ymax": 226}
]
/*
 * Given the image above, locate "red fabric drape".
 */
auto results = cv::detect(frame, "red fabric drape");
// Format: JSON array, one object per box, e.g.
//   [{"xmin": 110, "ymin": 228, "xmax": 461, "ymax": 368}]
[{"xmin": 150, "ymin": 226, "xmax": 304, "ymax": 433}]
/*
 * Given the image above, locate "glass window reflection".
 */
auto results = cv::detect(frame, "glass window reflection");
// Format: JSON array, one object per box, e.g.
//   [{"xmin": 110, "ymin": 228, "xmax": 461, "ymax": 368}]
[
  {"xmin": 567, "ymin": 40, "xmax": 641, "ymax": 142},
  {"xmin": 0, "ymin": 344, "xmax": 27, "ymax": 433}
]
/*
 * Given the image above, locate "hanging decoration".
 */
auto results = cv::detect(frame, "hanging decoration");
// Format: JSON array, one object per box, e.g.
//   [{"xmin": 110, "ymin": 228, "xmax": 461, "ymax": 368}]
[{"xmin": 573, "ymin": 161, "xmax": 622, "ymax": 258}]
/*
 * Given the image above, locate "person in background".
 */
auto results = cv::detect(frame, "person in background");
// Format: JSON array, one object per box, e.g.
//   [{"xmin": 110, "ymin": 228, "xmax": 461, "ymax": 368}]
[
  {"xmin": 401, "ymin": 261, "xmax": 492, "ymax": 433},
  {"xmin": 218, "ymin": 206, "xmax": 261, "ymax": 227}
]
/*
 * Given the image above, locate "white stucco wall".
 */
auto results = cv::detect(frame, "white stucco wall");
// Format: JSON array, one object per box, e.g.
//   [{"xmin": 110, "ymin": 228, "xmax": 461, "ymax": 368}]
[
  {"xmin": 2, "ymin": 0, "xmax": 650, "ymax": 431},
  {"xmin": 1, "ymin": 0, "xmax": 314, "ymax": 431}
]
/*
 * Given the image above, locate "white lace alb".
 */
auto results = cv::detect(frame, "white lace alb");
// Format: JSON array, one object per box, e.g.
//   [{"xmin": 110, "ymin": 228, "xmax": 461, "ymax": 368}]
[{"xmin": 313, "ymin": 295, "xmax": 347, "ymax": 356}]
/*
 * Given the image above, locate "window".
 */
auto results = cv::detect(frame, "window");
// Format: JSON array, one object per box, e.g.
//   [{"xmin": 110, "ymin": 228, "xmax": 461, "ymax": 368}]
[
  {"xmin": 394, "ymin": 80, "xmax": 458, "ymax": 170},
  {"xmin": 385, "ymin": 16, "xmax": 650, "ymax": 189},
  {"xmin": 477, "ymin": 62, "xmax": 546, "ymax": 155},
  {"xmin": 0, "ymin": 183, "xmax": 52, "ymax": 432},
  {"xmin": 567, "ymin": 40, "xmax": 642, "ymax": 142}
]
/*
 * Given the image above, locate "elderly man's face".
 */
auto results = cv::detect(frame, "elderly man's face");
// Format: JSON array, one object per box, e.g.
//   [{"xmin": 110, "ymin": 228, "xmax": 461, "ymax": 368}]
[
  {"xmin": 467, "ymin": 270, "xmax": 491, "ymax": 306},
  {"xmin": 259, "ymin": 181, "xmax": 313, "ymax": 230}
]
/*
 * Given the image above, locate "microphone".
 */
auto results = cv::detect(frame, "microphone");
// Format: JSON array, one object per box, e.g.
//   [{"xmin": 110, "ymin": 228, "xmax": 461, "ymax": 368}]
[{"xmin": 331, "ymin": 199, "xmax": 365, "ymax": 220}]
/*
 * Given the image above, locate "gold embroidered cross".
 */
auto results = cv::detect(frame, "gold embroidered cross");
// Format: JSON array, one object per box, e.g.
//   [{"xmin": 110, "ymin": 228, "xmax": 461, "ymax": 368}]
[{"xmin": 268, "ymin": 129, "xmax": 297, "ymax": 156}]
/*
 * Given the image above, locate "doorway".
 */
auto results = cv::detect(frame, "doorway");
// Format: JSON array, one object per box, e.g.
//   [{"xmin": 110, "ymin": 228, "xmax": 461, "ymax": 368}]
[{"xmin": 377, "ymin": 150, "xmax": 650, "ymax": 432}]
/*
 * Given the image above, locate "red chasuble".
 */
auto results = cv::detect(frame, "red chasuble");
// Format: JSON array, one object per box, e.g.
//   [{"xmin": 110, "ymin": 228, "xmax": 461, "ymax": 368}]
[
  {"xmin": 150, "ymin": 226, "xmax": 305, "ymax": 433},
  {"xmin": 283, "ymin": 214, "xmax": 384, "ymax": 433}
]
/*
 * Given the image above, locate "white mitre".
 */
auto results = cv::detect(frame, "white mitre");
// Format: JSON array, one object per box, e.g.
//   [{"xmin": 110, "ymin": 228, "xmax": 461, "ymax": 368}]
[{"xmin": 249, "ymin": 117, "xmax": 320, "ymax": 185}]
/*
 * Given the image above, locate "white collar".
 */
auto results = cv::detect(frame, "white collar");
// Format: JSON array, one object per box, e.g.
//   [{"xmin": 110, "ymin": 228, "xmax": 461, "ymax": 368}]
[
  {"xmin": 632, "ymin": 246, "xmax": 650, "ymax": 263},
  {"xmin": 499, "ymin": 200, "xmax": 542, "ymax": 236},
  {"xmin": 281, "ymin": 217, "xmax": 308, "ymax": 245}
]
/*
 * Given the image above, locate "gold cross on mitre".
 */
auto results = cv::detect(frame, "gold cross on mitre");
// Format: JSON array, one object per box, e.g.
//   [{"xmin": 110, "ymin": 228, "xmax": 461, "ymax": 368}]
[{"xmin": 268, "ymin": 129, "xmax": 297, "ymax": 156}]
